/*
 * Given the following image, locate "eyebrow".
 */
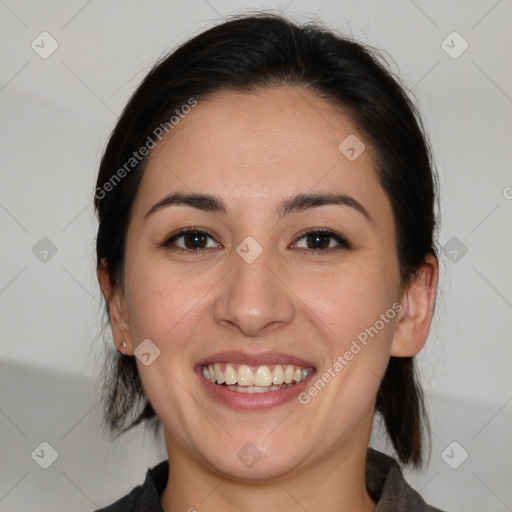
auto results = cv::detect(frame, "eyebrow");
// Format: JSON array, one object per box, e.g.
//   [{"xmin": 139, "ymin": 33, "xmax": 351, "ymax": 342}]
[{"xmin": 144, "ymin": 191, "xmax": 373, "ymax": 224}]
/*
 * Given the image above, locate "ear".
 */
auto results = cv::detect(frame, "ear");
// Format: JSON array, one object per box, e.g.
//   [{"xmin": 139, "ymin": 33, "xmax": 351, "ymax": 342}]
[
  {"xmin": 390, "ymin": 253, "xmax": 439, "ymax": 357},
  {"xmin": 97, "ymin": 258, "xmax": 134, "ymax": 356}
]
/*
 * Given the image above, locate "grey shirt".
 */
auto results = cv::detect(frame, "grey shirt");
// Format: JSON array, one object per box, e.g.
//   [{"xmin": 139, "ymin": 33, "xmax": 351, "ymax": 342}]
[{"xmin": 94, "ymin": 448, "xmax": 447, "ymax": 512}]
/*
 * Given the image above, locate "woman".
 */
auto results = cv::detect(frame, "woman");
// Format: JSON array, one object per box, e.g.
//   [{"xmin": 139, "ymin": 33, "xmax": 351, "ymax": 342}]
[{"xmin": 93, "ymin": 12, "xmax": 444, "ymax": 512}]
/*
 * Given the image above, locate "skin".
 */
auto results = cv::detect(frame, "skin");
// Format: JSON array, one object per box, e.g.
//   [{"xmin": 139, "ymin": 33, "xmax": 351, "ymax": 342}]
[{"xmin": 98, "ymin": 86, "xmax": 438, "ymax": 512}]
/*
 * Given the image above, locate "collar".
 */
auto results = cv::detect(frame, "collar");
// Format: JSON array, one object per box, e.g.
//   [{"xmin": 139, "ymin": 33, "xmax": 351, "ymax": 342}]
[{"xmin": 98, "ymin": 448, "xmax": 444, "ymax": 512}]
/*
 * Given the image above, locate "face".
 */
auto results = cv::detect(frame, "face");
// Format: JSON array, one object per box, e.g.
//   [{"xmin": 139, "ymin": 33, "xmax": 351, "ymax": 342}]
[{"xmin": 113, "ymin": 86, "xmax": 407, "ymax": 480}]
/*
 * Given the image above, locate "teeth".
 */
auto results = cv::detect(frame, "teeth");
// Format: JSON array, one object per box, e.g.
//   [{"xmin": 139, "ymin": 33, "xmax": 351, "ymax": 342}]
[
  {"xmin": 201, "ymin": 362, "xmax": 313, "ymax": 387},
  {"xmin": 284, "ymin": 365, "xmax": 295, "ymax": 384},
  {"xmin": 272, "ymin": 365, "xmax": 284, "ymax": 385},
  {"xmin": 224, "ymin": 364, "xmax": 237, "ymax": 385},
  {"xmin": 254, "ymin": 365, "xmax": 272, "ymax": 386},
  {"xmin": 214, "ymin": 363, "xmax": 224, "ymax": 384},
  {"xmin": 237, "ymin": 365, "xmax": 254, "ymax": 386},
  {"xmin": 223, "ymin": 383, "xmax": 294, "ymax": 393}
]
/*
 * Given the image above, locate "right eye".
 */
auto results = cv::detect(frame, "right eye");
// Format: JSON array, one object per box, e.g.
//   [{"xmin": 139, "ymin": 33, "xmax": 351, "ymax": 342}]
[{"xmin": 161, "ymin": 228, "xmax": 221, "ymax": 253}]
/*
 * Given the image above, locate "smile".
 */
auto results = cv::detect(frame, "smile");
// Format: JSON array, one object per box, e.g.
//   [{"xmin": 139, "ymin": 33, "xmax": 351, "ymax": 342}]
[
  {"xmin": 195, "ymin": 351, "xmax": 316, "ymax": 410},
  {"xmin": 201, "ymin": 363, "xmax": 314, "ymax": 392}
]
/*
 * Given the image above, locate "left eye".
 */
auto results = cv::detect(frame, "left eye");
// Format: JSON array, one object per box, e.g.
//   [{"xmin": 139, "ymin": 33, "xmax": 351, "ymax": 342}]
[{"xmin": 293, "ymin": 230, "xmax": 350, "ymax": 252}]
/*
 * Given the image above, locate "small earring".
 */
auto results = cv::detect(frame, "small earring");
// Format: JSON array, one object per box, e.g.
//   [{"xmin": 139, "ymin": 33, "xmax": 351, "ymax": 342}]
[{"xmin": 118, "ymin": 340, "xmax": 127, "ymax": 355}]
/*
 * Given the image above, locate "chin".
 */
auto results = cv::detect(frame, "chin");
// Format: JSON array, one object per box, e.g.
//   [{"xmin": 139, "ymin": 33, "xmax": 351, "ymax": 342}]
[{"xmin": 196, "ymin": 433, "xmax": 309, "ymax": 482}]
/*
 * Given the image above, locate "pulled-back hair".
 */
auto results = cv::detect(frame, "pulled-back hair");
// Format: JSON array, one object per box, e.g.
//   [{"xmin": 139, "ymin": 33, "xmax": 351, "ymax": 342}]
[{"xmin": 95, "ymin": 12, "xmax": 438, "ymax": 468}]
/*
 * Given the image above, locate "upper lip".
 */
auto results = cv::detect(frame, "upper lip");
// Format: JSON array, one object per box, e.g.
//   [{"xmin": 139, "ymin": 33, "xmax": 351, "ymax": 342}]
[{"xmin": 196, "ymin": 351, "xmax": 316, "ymax": 369}]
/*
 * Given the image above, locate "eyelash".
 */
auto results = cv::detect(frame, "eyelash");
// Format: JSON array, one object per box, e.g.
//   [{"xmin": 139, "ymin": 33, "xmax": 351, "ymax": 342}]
[{"xmin": 161, "ymin": 227, "xmax": 351, "ymax": 256}]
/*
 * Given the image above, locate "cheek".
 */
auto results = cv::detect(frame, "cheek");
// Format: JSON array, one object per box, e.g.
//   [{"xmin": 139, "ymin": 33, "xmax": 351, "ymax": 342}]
[
  {"xmin": 123, "ymin": 260, "xmax": 210, "ymax": 417},
  {"xmin": 296, "ymin": 265, "xmax": 399, "ymax": 422},
  {"xmin": 299, "ymin": 262, "xmax": 398, "ymax": 343},
  {"xmin": 123, "ymin": 253, "xmax": 215, "ymax": 347}
]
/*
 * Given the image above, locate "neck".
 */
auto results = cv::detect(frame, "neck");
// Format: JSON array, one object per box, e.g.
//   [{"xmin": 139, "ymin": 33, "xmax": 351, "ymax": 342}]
[{"xmin": 160, "ymin": 435, "xmax": 376, "ymax": 512}]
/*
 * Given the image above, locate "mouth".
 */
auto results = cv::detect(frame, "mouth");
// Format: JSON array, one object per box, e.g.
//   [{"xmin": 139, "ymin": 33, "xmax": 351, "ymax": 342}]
[
  {"xmin": 195, "ymin": 352, "xmax": 316, "ymax": 410},
  {"xmin": 200, "ymin": 362, "xmax": 313, "ymax": 392}
]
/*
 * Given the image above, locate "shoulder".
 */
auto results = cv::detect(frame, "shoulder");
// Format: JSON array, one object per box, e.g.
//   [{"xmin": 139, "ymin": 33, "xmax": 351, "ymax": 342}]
[
  {"xmin": 92, "ymin": 460, "xmax": 169, "ymax": 512},
  {"xmin": 366, "ymin": 448, "xmax": 448, "ymax": 512}
]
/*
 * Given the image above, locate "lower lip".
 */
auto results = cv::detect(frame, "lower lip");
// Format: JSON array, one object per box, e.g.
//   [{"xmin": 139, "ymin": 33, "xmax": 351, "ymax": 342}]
[{"xmin": 195, "ymin": 367, "xmax": 315, "ymax": 410}]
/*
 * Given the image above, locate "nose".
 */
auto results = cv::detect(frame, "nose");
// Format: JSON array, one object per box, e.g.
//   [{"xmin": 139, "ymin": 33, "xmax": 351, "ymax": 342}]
[{"xmin": 213, "ymin": 244, "xmax": 295, "ymax": 337}]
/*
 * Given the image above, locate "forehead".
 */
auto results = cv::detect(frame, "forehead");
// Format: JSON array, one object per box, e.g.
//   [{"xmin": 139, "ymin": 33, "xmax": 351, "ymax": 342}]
[{"xmin": 136, "ymin": 86, "xmax": 391, "ymax": 222}]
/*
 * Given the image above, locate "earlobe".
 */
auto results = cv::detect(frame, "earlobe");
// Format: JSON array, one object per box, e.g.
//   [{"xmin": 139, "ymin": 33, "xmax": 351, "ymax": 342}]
[
  {"xmin": 97, "ymin": 260, "xmax": 134, "ymax": 356},
  {"xmin": 390, "ymin": 254, "xmax": 439, "ymax": 357}
]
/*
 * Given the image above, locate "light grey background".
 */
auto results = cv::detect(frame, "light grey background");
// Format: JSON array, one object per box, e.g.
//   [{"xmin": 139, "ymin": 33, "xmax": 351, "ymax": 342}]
[{"xmin": 0, "ymin": 1, "xmax": 511, "ymax": 511}]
